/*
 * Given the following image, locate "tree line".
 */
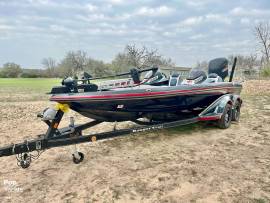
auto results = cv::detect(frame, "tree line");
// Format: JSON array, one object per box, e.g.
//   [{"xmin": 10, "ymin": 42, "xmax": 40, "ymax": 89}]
[
  {"xmin": 1, "ymin": 22, "xmax": 270, "ymax": 78},
  {"xmin": 0, "ymin": 45, "xmax": 174, "ymax": 78}
]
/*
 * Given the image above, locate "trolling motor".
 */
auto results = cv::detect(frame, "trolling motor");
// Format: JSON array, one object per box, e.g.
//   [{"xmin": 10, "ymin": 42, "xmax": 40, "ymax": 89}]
[
  {"xmin": 62, "ymin": 77, "xmax": 78, "ymax": 92},
  {"xmin": 50, "ymin": 77, "xmax": 98, "ymax": 94}
]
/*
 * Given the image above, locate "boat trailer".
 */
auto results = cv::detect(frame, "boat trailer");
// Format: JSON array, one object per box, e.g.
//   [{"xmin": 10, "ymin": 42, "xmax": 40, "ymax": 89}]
[{"xmin": 0, "ymin": 94, "xmax": 241, "ymax": 169}]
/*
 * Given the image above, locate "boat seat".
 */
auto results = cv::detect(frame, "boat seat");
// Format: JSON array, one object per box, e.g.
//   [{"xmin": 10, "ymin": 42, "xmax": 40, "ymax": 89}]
[
  {"xmin": 181, "ymin": 69, "xmax": 207, "ymax": 85},
  {"xmin": 169, "ymin": 73, "xmax": 181, "ymax": 86},
  {"xmin": 204, "ymin": 73, "xmax": 223, "ymax": 83}
]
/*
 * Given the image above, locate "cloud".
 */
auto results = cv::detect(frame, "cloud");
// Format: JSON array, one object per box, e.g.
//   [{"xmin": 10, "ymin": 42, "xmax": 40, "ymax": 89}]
[
  {"xmin": 0, "ymin": 24, "xmax": 14, "ymax": 31},
  {"xmin": 240, "ymin": 18, "xmax": 250, "ymax": 25},
  {"xmin": 162, "ymin": 31, "xmax": 175, "ymax": 37},
  {"xmin": 19, "ymin": 15, "xmax": 54, "ymax": 22},
  {"xmin": 50, "ymin": 24, "xmax": 74, "ymax": 33},
  {"xmin": 77, "ymin": 5, "xmax": 175, "ymax": 24},
  {"xmin": 212, "ymin": 40, "xmax": 252, "ymax": 49},
  {"xmin": 86, "ymin": 3, "xmax": 98, "ymax": 12},
  {"xmin": 77, "ymin": 14, "xmax": 106, "ymax": 22},
  {"xmin": 27, "ymin": 0, "xmax": 50, "ymax": 5},
  {"xmin": 106, "ymin": 0, "xmax": 124, "ymax": 5},
  {"xmin": 205, "ymin": 14, "xmax": 231, "ymax": 24},
  {"xmin": 179, "ymin": 13, "xmax": 232, "ymax": 27},
  {"xmin": 0, "ymin": 1, "xmax": 99, "ymax": 12},
  {"xmin": 189, "ymin": 34, "xmax": 205, "ymax": 40},
  {"xmin": 0, "ymin": 0, "xmax": 268, "ymax": 68},
  {"xmin": 186, "ymin": 0, "xmax": 216, "ymax": 8},
  {"xmin": 135, "ymin": 6, "xmax": 174, "ymax": 17},
  {"xmin": 76, "ymin": 13, "xmax": 131, "ymax": 23},
  {"xmin": 180, "ymin": 16, "xmax": 203, "ymax": 26},
  {"xmin": 0, "ymin": 20, "xmax": 15, "ymax": 34},
  {"xmin": 230, "ymin": 7, "xmax": 270, "ymax": 17}
]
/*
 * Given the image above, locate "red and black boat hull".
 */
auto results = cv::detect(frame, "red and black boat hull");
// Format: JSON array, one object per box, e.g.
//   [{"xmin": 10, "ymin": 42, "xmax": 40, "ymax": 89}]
[{"xmin": 50, "ymin": 82, "xmax": 242, "ymax": 121}]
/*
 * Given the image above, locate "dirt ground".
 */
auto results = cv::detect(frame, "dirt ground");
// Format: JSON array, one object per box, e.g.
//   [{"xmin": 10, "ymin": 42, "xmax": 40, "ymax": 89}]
[{"xmin": 0, "ymin": 80, "xmax": 270, "ymax": 203}]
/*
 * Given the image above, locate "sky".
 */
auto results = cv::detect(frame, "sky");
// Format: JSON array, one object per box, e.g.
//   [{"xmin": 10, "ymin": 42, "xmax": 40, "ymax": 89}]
[{"xmin": 0, "ymin": 0, "xmax": 269, "ymax": 68}]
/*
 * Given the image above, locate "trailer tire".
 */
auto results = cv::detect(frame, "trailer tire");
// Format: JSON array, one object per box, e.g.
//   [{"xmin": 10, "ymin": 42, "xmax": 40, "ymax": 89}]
[
  {"xmin": 232, "ymin": 100, "xmax": 241, "ymax": 122},
  {"xmin": 217, "ymin": 103, "xmax": 232, "ymax": 129}
]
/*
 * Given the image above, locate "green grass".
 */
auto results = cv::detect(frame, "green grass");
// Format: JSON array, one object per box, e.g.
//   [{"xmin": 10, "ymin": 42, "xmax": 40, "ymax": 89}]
[
  {"xmin": 0, "ymin": 78, "xmax": 62, "ymax": 102},
  {"xmin": 253, "ymin": 198, "xmax": 267, "ymax": 203},
  {"xmin": 0, "ymin": 78, "xmax": 61, "ymax": 93},
  {"xmin": 0, "ymin": 78, "xmax": 102, "ymax": 102},
  {"xmin": 262, "ymin": 66, "xmax": 270, "ymax": 77},
  {"xmin": 167, "ymin": 122, "xmax": 217, "ymax": 134}
]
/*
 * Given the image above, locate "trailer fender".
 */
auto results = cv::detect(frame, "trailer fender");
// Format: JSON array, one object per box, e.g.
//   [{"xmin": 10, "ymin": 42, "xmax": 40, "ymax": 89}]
[
  {"xmin": 232, "ymin": 95, "xmax": 242, "ymax": 107},
  {"xmin": 216, "ymin": 94, "xmax": 233, "ymax": 113},
  {"xmin": 199, "ymin": 94, "xmax": 233, "ymax": 119}
]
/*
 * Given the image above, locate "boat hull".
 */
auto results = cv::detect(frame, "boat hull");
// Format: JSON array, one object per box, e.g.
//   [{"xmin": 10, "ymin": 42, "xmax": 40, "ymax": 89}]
[{"xmin": 50, "ymin": 82, "xmax": 242, "ymax": 121}]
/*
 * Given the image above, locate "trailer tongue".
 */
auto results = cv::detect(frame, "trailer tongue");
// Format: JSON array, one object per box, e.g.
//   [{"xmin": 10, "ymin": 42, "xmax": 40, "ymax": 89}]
[{"xmin": 0, "ymin": 106, "xmax": 198, "ymax": 169}]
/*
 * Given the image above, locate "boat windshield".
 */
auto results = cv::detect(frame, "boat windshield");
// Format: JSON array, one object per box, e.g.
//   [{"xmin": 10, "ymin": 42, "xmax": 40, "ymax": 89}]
[{"xmin": 143, "ymin": 70, "xmax": 153, "ymax": 79}]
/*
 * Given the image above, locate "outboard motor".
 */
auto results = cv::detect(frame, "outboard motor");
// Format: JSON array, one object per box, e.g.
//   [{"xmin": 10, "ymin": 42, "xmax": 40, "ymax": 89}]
[
  {"xmin": 182, "ymin": 69, "xmax": 207, "ymax": 85},
  {"xmin": 208, "ymin": 58, "xmax": 228, "ymax": 81}
]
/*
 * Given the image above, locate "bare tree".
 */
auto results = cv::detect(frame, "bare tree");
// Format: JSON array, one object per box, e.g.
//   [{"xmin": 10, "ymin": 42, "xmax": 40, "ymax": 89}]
[
  {"xmin": 111, "ymin": 44, "xmax": 174, "ymax": 73},
  {"xmin": 245, "ymin": 53, "xmax": 257, "ymax": 73},
  {"xmin": 228, "ymin": 54, "xmax": 261, "ymax": 77},
  {"xmin": 42, "ymin": 57, "xmax": 57, "ymax": 77},
  {"xmin": 195, "ymin": 60, "xmax": 208, "ymax": 72},
  {"xmin": 254, "ymin": 22, "xmax": 270, "ymax": 63},
  {"xmin": 124, "ymin": 44, "xmax": 171, "ymax": 68},
  {"xmin": 55, "ymin": 50, "xmax": 111, "ymax": 77},
  {"xmin": 69, "ymin": 50, "xmax": 87, "ymax": 74},
  {"xmin": 112, "ymin": 44, "xmax": 173, "ymax": 72},
  {"xmin": 125, "ymin": 44, "xmax": 148, "ymax": 68},
  {"xmin": 84, "ymin": 58, "xmax": 110, "ymax": 77},
  {"xmin": 57, "ymin": 50, "xmax": 88, "ymax": 77},
  {"xmin": 42, "ymin": 57, "xmax": 56, "ymax": 69}
]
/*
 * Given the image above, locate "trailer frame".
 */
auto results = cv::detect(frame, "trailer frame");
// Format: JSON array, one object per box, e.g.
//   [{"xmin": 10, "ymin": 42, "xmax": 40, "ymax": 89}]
[{"xmin": 0, "ymin": 94, "xmax": 241, "ymax": 169}]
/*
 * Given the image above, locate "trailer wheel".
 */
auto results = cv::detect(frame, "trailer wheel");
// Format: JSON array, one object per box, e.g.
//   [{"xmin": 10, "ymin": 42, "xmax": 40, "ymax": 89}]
[
  {"xmin": 72, "ymin": 152, "xmax": 84, "ymax": 164},
  {"xmin": 232, "ymin": 100, "xmax": 241, "ymax": 122},
  {"xmin": 217, "ymin": 103, "xmax": 232, "ymax": 129}
]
